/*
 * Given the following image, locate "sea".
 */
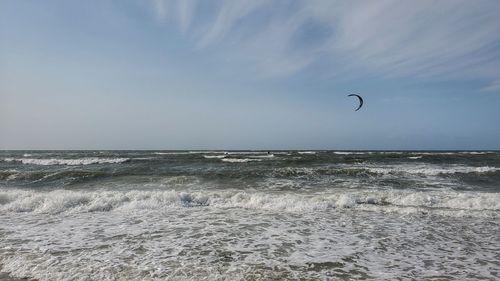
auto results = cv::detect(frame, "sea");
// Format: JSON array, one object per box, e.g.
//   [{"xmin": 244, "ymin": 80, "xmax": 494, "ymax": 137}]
[{"xmin": 0, "ymin": 150, "xmax": 499, "ymax": 280}]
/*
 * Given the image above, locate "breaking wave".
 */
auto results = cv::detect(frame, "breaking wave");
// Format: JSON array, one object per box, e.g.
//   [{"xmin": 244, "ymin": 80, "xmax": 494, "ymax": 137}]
[
  {"xmin": 221, "ymin": 158, "xmax": 262, "ymax": 163},
  {"xmin": 249, "ymin": 154, "xmax": 274, "ymax": 158},
  {"xmin": 365, "ymin": 165, "xmax": 499, "ymax": 176},
  {"xmin": 298, "ymin": 151, "xmax": 316, "ymax": 154},
  {"xmin": 0, "ymin": 170, "xmax": 108, "ymax": 182},
  {"xmin": 203, "ymin": 155, "xmax": 227, "ymax": 159},
  {"xmin": 3, "ymin": 158, "xmax": 129, "ymax": 166},
  {"xmin": 271, "ymin": 165, "xmax": 499, "ymax": 178},
  {"xmin": 1, "ymin": 189, "xmax": 498, "ymax": 215},
  {"xmin": 334, "ymin": 152, "xmax": 369, "ymax": 155}
]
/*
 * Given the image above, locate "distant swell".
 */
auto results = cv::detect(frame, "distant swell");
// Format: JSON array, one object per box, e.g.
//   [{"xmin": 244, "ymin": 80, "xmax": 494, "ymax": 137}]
[{"xmin": 3, "ymin": 158, "xmax": 129, "ymax": 166}]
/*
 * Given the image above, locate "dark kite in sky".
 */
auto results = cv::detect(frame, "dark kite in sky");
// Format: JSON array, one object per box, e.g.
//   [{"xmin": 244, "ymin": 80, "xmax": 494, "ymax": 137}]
[{"xmin": 348, "ymin": 94, "xmax": 363, "ymax": 111}]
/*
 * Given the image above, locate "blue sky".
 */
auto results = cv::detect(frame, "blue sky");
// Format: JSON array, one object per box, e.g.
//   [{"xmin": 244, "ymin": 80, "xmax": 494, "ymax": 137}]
[{"xmin": 1, "ymin": 0, "xmax": 499, "ymax": 150}]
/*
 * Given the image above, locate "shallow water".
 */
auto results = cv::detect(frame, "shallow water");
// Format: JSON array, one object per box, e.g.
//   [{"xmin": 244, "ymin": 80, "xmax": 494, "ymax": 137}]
[{"xmin": 1, "ymin": 151, "xmax": 499, "ymax": 280}]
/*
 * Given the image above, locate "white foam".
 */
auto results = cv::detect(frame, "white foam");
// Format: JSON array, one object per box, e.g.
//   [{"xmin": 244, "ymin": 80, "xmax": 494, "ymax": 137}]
[
  {"xmin": 1, "ymin": 189, "xmax": 498, "ymax": 215},
  {"xmin": 298, "ymin": 151, "xmax": 316, "ymax": 154},
  {"xmin": 6, "ymin": 174, "xmax": 18, "ymax": 181},
  {"xmin": 408, "ymin": 156, "xmax": 423, "ymax": 159},
  {"xmin": 3, "ymin": 157, "xmax": 129, "ymax": 166},
  {"xmin": 1, "ymin": 205, "xmax": 497, "ymax": 281},
  {"xmin": 153, "ymin": 152, "xmax": 190, "ymax": 155},
  {"xmin": 0, "ymin": 188, "xmax": 498, "ymax": 281},
  {"xmin": 221, "ymin": 158, "xmax": 262, "ymax": 163},
  {"xmin": 334, "ymin": 151, "xmax": 369, "ymax": 155},
  {"xmin": 365, "ymin": 164, "xmax": 499, "ymax": 176},
  {"xmin": 272, "ymin": 167, "xmax": 316, "ymax": 176},
  {"xmin": 155, "ymin": 151, "xmax": 228, "ymax": 155},
  {"xmin": 226, "ymin": 151, "xmax": 270, "ymax": 155},
  {"xmin": 410, "ymin": 152, "xmax": 456, "ymax": 155},
  {"xmin": 249, "ymin": 154, "xmax": 274, "ymax": 158},
  {"xmin": 203, "ymin": 155, "xmax": 226, "ymax": 159}
]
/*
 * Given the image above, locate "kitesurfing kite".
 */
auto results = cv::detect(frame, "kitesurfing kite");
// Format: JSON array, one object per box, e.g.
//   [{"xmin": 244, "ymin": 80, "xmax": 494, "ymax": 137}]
[{"xmin": 348, "ymin": 94, "xmax": 363, "ymax": 111}]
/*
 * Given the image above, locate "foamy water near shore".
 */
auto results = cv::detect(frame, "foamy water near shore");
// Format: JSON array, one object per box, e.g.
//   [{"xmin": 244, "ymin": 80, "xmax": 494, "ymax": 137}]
[{"xmin": 1, "ymin": 151, "xmax": 499, "ymax": 280}]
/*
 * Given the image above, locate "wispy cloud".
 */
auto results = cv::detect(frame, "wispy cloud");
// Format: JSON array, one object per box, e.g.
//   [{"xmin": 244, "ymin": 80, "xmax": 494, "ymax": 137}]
[
  {"xmin": 152, "ymin": 0, "xmax": 196, "ymax": 32},
  {"xmin": 150, "ymin": 0, "xmax": 500, "ymax": 88},
  {"xmin": 324, "ymin": 0, "xmax": 500, "ymax": 80},
  {"xmin": 152, "ymin": 0, "xmax": 168, "ymax": 22},
  {"xmin": 482, "ymin": 79, "xmax": 500, "ymax": 92},
  {"xmin": 196, "ymin": 0, "xmax": 270, "ymax": 48},
  {"xmin": 176, "ymin": 0, "xmax": 196, "ymax": 33}
]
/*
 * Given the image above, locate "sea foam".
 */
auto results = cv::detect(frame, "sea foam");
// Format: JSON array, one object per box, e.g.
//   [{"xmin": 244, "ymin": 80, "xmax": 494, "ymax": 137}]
[
  {"xmin": 221, "ymin": 158, "xmax": 262, "ymax": 163},
  {"xmin": 3, "ymin": 157, "xmax": 129, "ymax": 166},
  {"xmin": 364, "ymin": 165, "xmax": 499, "ymax": 176},
  {"xmin": 203, "ymin": 155, "xmax": 227, "ymax": 159},
  {"xmin": 1, "ymin": 189, "xmax": 498, "ymax": 215}
]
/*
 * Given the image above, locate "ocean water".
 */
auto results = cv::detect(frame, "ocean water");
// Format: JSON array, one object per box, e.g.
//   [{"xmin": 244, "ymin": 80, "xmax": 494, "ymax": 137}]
[{"xmin": 0, "ymin": 150, "xmax": 499, "ymax": 280}]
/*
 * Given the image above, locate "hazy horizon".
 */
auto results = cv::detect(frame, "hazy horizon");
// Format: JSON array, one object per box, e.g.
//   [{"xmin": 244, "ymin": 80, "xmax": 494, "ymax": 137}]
[{"xmin": 1, "ymin": 0, "xmax": 500, "ymax": 150}]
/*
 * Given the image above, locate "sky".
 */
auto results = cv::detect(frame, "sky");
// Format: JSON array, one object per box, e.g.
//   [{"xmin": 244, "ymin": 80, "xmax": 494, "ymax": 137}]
[{"xmin": 1, "ymin": 0, "xmax": 499, "ymax": 150}]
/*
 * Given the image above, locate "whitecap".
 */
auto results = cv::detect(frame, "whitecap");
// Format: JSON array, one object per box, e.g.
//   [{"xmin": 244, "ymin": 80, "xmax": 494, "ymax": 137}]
[
  {"xmin": 3, "ymin": 157, "xmax": 129, "ymax": 166},
  {"xmin": 249, "ymin": 154, "xmax": 274, "ymax": 158},
  {"xmin": 334, "ymin": 152, "xmax": 368, "ymax": 155},
  {"xmin": 1, "ymin": 189, "xmax": 498, "ymax": 215},
  {"xmin": 203, "ymin": 155, "xmax": 226, "ymax": 159},
  {"xmin": 154, "ymin": 152, "xmax": 190, "ymax": 155},
  {"xmin": 226, "ymin": 151, "xmax": 269, "ymax": 155},
  {"xmin": 365, "ymin": 164, "xmax": 499, "ymax": 176},
  {"xmin": 298, "ymin": 151, "xmax": 316, "ymax": 155},
  {"xmin": 221, "ymin": 158, "xmax": 262, "ymax": 163}
]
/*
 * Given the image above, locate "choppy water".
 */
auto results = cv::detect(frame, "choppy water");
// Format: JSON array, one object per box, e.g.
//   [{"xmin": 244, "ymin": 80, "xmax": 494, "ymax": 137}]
[{"xmin": 0, "ymin": 151, "xmax": 499, "ymax": 280}]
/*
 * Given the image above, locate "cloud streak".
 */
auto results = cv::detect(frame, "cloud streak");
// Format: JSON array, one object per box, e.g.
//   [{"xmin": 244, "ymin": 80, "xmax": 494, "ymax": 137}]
[{"xmin": 150, "ymin": 0, "xmax": 500, "ymax": 89}]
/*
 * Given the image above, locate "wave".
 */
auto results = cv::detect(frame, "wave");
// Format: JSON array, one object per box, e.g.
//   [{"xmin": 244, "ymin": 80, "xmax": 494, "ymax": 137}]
[
  {"xmin": 154, "ymin": 152, "xmax": 191, "ymax": 155},
  {"xmin": 334, "ymin": 152, "xmax": 369, "ymax": 155},
  {"xmin": 203, "ymin": 155, "xmax": 227, "ymax": 159},
  {"xmin": 157, "ymin": 151, "xmax": 271, "ymax": 155},
  {"xmin": 298, "ymin": 151, "xmax": 316, "ymax": 154},
  {"xmin": 225, "ymin": 151, "xmax": 271, "ymax": 155},
  {"xmin": 272, "ymin": 167, "xmax": 375, "ymax": 178},
  {"xmin": 221, "ymin": 158, "xmax": 262, "ymax": 163},
  {"xmin": 0, "ymin": 189, "xmax": 498, "ymax": 215},
  {"xmin": 249, "ymin": 154, "xmax": 274, "ymax": 158},
  {"xmin": 364, "ymin": 165, "xmax": 499, "ymax": 176},
  {"xmin": 0, "ymin": 170, "xmax": 108, "ymax": 182},
  {"xmin": 154, "ymin": 151, "xmax": 222, "ymax": 155},
  {"xmin": 408, "ymin": 156, "xmax": 423, "ymax": 159},
  {"xmin": 271, "ymin": 164, "xmax": 499, "ymax": 178},
  {"xmin": 409, "ymin": 152, "xmax": 493, "ymax": 156},
  {"xmin": 204, "ymin": 153, "xmax": 274, "ymax": 159},
  {"xmin": 0, "ymin": 170, "xmax": 21, "ymax": 181},
  {"xmin": 3, "ymin": 158, "xmax": 129, "ymax": 166}
]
